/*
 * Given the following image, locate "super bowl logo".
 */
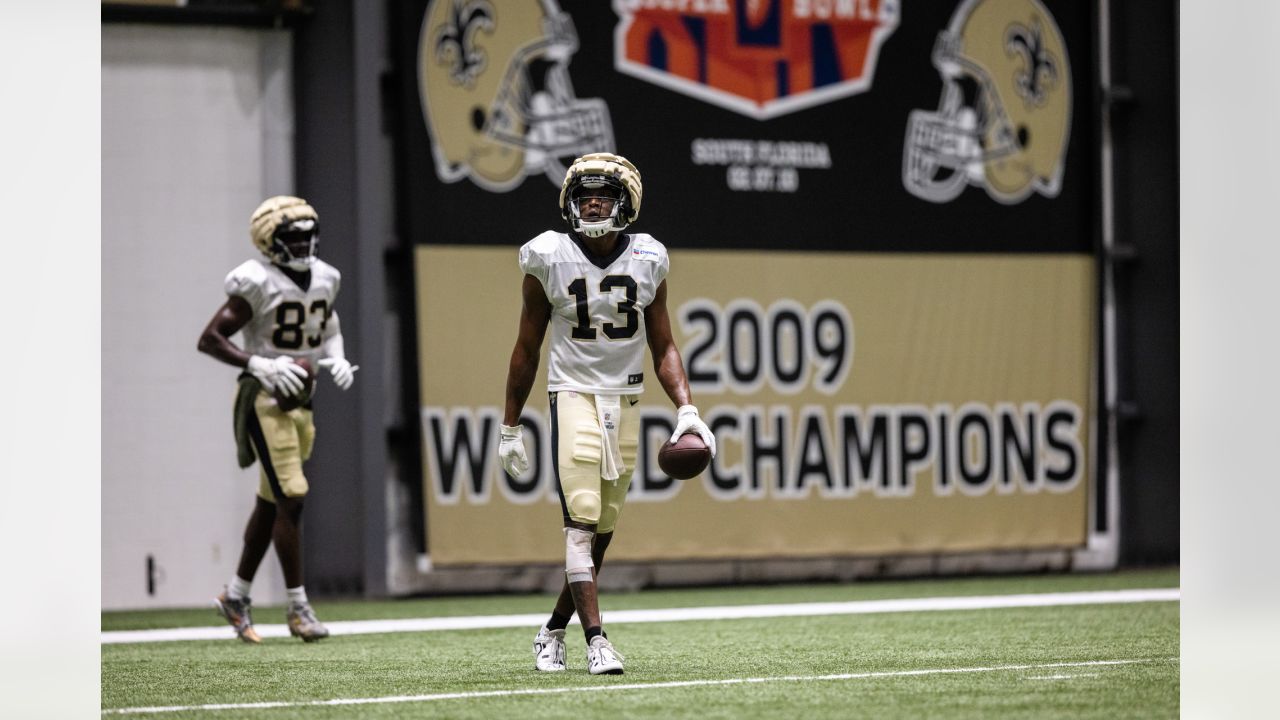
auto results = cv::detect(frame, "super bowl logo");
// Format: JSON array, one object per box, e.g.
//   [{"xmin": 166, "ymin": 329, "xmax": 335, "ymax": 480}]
[{"xmin": 614, "ymin": 0, "xmax": 900, "ymax": 120}]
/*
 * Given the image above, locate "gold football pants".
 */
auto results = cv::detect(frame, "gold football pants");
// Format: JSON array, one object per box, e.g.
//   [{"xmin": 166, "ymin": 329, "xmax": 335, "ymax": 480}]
[{"xmin": 550, "ymin": 390, "xmax": 639, "ymax": 533}]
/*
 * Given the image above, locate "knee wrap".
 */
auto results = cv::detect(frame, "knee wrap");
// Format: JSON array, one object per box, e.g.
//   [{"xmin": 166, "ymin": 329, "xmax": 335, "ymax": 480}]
[{"xmin": 564, "ymin": 527, "xmax": 594, "ymax": 584}]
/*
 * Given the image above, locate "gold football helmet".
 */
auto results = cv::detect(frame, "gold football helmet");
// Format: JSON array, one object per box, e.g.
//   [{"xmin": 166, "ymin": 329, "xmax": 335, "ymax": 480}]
[
  {"xmin": 249, "ymin": 195, "xmax": 319, "ymax": 270},
  {"xmin": 558, "ymin": 153, "xmax": 643, "ymax": 237},
  {"xmin": 903, "ymin": 0, "xmax": 1072, "ymax": 204},
  {"xmin": 418, "ymin": 0, "xmax": 614, "ymax": 192}
]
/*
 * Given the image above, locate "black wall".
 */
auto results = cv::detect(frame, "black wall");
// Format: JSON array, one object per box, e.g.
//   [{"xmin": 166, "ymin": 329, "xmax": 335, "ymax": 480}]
[{"xmin": 1106, "ymin": 1, "xmax": 1179, "ymax": 564}]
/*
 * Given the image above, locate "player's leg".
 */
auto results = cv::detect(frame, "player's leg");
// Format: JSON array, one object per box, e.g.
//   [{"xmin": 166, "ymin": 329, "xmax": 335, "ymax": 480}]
[
  {"xmin": 247, "ymin": 396, "xmax": 330, "ymax": 641},
  {"xmin": 550, "ymin": 391, "xmax": 634, "ymax": 673},
  {"xmin": 236, "ymin": 497, "xmax": 276, "ymax": 583},
  {"xmin": 545, "ymin": 401, "xmax": 631, "ymax": 622},
  {"xmin": 554, "ymin": 390, "xmax": 605, "ymax": 629},
  {"xmin": 216, "ymin": 388, "xmax": 278, "ymax": 643},
  {"xmin": 580, "ymin": 394, "xmax": 638, "ymax": 673},
  {"xmin": 532, "ymin": 392, "xmax": 600, "ymax": 670},
  {"xmin": 272, "ymin": 495, "xmax": 304, "ymax": 588},
  {"xmin": 546, "ymin": 530, "xmax": 614, "ymax": 624},
  {"xmin": 548, "ymin": 393, "xmax": 634, "ymax": 612},
  {"xmin": 594, "ymin": 391, "xmax": 639, "ymax": 550},
  {"xmin": 215, "ymin": 501, "xmax": 268, "ymax": 643}
]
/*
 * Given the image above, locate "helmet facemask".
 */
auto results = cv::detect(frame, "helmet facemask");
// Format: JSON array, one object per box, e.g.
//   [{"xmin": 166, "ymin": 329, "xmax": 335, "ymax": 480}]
[
  {"xmin": 565, "ymin": 175, "xmax": 628, "ymax": 238},
  {"xmin": 269, "ymin": 218, "xmax": 319, "ymax": 271}
]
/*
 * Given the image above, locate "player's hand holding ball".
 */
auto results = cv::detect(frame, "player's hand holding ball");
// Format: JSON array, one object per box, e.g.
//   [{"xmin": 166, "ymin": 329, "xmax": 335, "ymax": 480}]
[
  {"xmin": 660, "ymin": 405, "xmax": 716, "ymax": 480},
  {"xmin": 247, "ymin": 354, "xmax": 309, "ymax": 396},
  {"xmin": 670, "ymin": 405, "xmax": 715, "ymax": 456}
]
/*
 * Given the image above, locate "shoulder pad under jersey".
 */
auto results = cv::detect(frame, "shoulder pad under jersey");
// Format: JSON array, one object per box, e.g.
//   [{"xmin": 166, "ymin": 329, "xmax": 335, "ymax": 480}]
[
  {"xmin": 518, "ymin": 231, "xmax": 567, "ymax": 282},
  {"xmin": 310, "ymin": 259, "xmax": 342, "ymax": 295},
  {"xmin": 224, "ymin": 259, "xmax": 270, "ymax": 309}
]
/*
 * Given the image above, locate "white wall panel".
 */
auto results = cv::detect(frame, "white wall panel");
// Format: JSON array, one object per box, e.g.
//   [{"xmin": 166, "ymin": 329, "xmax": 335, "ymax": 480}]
[{"xmin": 102, "ymin": 24, "xmax": 293, "ymax": 609}]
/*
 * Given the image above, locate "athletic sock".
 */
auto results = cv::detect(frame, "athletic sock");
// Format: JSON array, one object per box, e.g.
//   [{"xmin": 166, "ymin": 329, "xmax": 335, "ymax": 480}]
[
  {"xmin": 584, "ymin": 625, "xmax": 603, "ymax": 643},
  {"xmin": 286, "ymin": 586, "xmax": 309, "ymax": 604},
  {"xmin": 547, "ymin": 610, "xmax": 572, "ymax": 632},
  {"xmin": 227, "ymin": 576, "xmax": 252, "ymax": 601}
]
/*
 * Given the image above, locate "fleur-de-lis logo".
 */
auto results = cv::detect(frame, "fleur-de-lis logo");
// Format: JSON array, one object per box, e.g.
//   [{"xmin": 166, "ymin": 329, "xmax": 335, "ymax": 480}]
[
  {"xmin": 1005, "ymin": 17, "xmax": 1058, "ymax": 107},
  {"xmin": 433, "ymin": 0, "xmax": 495, "ymax": 88}
]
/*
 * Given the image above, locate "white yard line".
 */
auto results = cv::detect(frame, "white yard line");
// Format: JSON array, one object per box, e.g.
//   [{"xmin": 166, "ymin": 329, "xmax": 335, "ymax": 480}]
[
  {"xmin": 101, "ymin": 657, "xmax": 1175, "ymax": 716},
  {"xmin": 102, "ymin": 587, "xmax": 1178, "ymax": 645}
]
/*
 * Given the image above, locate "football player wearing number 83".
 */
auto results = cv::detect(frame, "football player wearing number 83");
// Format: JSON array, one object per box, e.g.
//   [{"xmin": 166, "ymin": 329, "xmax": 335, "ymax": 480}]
[
  {"xmin": 196, "ymin": 196, "xmax": 358, "ymax": 644},
  {"xmin": 500, "ymin": 153, "xmax": 716, "ymax": 675}
]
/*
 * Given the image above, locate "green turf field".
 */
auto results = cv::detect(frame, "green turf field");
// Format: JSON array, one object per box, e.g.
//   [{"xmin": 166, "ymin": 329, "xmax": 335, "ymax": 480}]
[{"xmin": 101, "ymin": 568, "xmax": 1179, "ymax": 718}]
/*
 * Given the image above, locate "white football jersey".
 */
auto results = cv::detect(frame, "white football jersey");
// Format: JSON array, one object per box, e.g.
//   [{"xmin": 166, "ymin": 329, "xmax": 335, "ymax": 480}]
[
  {"xmin": 224, "ymin": 257, "xmax": 342, "ymax": 366},
  {"xmin": 520, "ymin": 231, "xmax": 670, "ymax": 395}
]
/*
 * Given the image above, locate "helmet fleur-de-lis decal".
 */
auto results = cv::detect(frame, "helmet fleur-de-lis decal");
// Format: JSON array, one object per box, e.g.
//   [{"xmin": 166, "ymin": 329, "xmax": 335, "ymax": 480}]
[
  {"xmin": 1005, "ymin": 18, "xmax": 1058, "ymax": 107},
  {"xmin": 433, "ymin": 0, "xmax": 494, "ymax": 88}
]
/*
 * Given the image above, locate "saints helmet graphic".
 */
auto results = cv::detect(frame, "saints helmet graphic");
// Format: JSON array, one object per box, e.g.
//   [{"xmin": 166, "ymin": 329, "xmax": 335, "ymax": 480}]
[
  {"xmin": 418, "ymin": 0, "xmax": 615, "ymax": 192},
  {"xmin": 903, "ymin": 0, "xmax": 1072, "ymax": 204}
]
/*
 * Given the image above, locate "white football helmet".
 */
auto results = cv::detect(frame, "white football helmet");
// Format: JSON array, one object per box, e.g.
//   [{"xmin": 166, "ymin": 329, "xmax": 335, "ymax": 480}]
[
  {"xmin": 418, "ymin": 0, "xmax": 615, "ymax": 192},
  {"xmin": 558, "ymin": 153, "xmax": 642, "ymax": 238},
  {"xmin": 903, "ymin": 0, "xmax": 1072, "ymax": 204},
  {"xmin": 249, "ymin": 196, "xmax": 319, "ymax": 271}
]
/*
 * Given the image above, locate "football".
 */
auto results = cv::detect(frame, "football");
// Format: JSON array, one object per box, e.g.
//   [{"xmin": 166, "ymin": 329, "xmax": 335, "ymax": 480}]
[
  {"xmin": 274, "ymin": 357, "xmax": 315, "ymax": 411},
  {"xmin": 658, "ymin": 432, "xmax": 711, "ymax": 480}
]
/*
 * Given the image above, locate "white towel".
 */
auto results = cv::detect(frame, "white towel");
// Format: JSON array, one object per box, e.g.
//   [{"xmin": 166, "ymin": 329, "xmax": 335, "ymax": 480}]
[{"xmin": 595, "ymin": 394, "xmax": 624, "ymax": 483}]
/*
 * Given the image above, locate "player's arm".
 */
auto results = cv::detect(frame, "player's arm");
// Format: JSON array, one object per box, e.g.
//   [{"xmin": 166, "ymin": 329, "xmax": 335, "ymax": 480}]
[
  {"xmin": 503, "ymin": 274, "xmax": 552, "ymax": 426},
  {"xmin": 196, "ymin": 294, "xmax": 306, "ymax": 395},
  {"xmin": 197, "ymin": 295, "xmax": 254, "ymax": 368},
  {"xmin": 645, "ymin": 279, "xmax": 716, "ymax": 456},
  {"xmin": 318, "ymin": 310, "xmax": 358, "ymax": 390},
  {"xmin": 643, "ymin": 279, "xmax": 691, "ymax": 408},
  {"xmin": 499, "ymin": 274, "xmax": 551, "ymax": 477}
]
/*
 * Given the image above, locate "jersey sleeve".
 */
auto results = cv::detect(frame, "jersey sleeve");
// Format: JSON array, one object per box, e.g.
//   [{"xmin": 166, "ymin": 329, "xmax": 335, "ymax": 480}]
[
  {"xmin": 518, "ymin": 231, "xmax": 557, "ymax": 289},
  {"xmin": 634, "ymin": 234, "xmax": 670, "ymax": 286},
  {"xmin": 223, "ymin": 260, "xmax": 269, "ymax": 315}
]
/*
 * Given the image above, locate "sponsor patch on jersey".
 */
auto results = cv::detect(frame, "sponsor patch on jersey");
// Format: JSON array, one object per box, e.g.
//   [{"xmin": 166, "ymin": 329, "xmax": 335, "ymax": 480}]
[
  {"xmin": 628, "ymin": 373, "xmax": 644, "ymax": 385},
  {"xmin": 632, "ymin": 246, "xmax": 661, "ymax": 262}
]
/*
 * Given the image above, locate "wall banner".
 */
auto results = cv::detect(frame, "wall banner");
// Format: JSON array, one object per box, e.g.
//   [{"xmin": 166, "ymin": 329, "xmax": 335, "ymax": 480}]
[
  {"xmin": 416, "ymin": 246, "xmax": 1092, "ymax": 565},
  {"xmin": 397, "ymin": 0, "xmax": 1099, "ymax": 565},
  {"xmin": 395, "ymin": 0, "xmax": 1094, "ymax": 253}
]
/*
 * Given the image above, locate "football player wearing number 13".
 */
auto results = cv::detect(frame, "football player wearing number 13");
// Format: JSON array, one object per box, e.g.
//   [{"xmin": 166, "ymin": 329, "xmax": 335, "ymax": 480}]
[
  {"xmin": 500, "ymin": 153, "xmax": 717, "ymax": 675},
  {"xmin": 196, "ymin": 196, "xmax": 357, "ymax": 644}
]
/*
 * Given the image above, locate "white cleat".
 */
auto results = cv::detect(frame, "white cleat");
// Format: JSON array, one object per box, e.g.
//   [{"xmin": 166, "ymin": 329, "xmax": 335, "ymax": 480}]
[
  {"xmin": 586, "ymin": 635, "xmax": 624, "ymax": 675},
  {"xmin": 533, "ymin": 625, "xmax": 566, "ymax": 672}
]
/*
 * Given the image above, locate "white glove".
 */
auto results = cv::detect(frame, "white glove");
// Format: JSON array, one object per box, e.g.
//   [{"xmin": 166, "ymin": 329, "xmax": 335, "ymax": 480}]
[
  {"xmin": 670, "ymin": 404, "xmax": 717, "ymax": 457},
  {"xmin": 247, "ymin": 355, "xmax": 307, "ymax": 397},
  {"xmin": 318, "ymin": 357, "xmax": 358, "ymax": 391},
  {"xmin": 498, "ymin": 424, "xmax": 530, "ymax": 477}
]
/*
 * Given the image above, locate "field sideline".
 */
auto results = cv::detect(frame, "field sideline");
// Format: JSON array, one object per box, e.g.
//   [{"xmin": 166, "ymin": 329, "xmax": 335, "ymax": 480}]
[{"xmin": 102, "ymin": 568, "xmax": 1179, "ymax": 718}]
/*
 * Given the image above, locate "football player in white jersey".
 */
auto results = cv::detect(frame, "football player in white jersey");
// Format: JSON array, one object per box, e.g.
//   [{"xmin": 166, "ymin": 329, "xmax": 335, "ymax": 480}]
[
  {"xmin": 197, "ymin": 196, "xmax": 358, "ymax": 644},
  {"xmin": 499, "ymin": 153, "xmax": 716, "ymax": 675}
]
